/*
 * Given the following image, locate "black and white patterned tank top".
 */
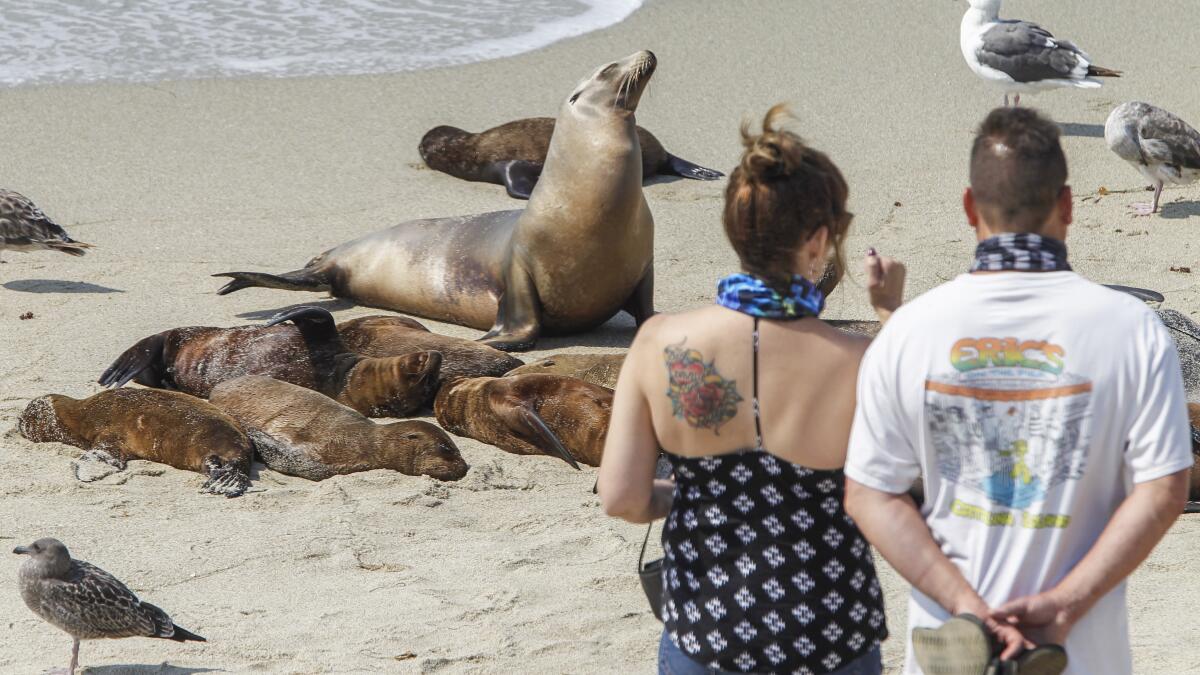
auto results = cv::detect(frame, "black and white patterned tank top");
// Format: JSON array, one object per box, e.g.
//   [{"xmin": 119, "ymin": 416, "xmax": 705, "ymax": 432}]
[{"xmin": 660, "ymin": 318, "xmax": 887, "ymax": 674}]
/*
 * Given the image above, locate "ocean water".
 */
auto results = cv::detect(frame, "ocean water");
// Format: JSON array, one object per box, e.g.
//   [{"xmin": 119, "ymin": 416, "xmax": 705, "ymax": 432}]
[{"xmin": 0, "ymin": 0, "xmax": 643, "ymax": 88}]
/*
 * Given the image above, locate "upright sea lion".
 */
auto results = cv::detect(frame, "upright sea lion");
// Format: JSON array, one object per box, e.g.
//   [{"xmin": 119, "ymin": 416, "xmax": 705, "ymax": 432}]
[
  {"xmin": 18, "ymin": 388, "xmax": 253, "ymax": 497},
  {"xmin": 434, "ymin": 373, "xmax": 613, "ymax": 469},
  {"xmin": 506, "ymin": 353, "xmax": 626, "ymax": 390},
  {"xmin": 98, "ymin": 307, "xmax": 440, "ymax": 418},
  {"xmin": 210, "ymin": 376, "xmax": 469, "ymax": 482},
  {"xmin": 215, "ymin": 51, "xmax": 661, "ymax": 352},
  {"xmin": 337, "ymin": 314, "xmax": 524, "ymax": 388},
  {"xmin": 419, "ymin": 117, "xmax": 723, "ymax": 199}
]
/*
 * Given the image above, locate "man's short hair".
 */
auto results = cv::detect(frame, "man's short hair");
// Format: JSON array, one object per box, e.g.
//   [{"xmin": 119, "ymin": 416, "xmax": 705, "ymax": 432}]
[{"xmin": 969, "ymin": 108, "xmax": 1068, "ymax": 233}]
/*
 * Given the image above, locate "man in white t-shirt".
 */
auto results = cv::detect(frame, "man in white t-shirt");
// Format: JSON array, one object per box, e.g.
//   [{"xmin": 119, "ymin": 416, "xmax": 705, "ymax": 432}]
[{"xmin": 844, "ymin": 107, "xmax": 1192, "ymax": 675}]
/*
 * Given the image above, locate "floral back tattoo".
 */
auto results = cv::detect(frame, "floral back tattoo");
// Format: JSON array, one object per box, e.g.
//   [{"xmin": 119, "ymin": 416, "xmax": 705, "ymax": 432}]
[{"xmin": 663, "ymin": 339, "xmax": 743, "ymax": 434}]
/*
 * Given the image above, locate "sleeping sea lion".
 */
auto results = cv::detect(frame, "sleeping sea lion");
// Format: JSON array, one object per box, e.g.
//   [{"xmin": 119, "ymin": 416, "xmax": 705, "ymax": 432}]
[
  {"xmin": 18, "ymin": 388, "xmax": 253, "ymax": 497},
  {"xmin": 214, "ymin": 51, "xmax": 661, "ymax": 351},
  {"xmin": 506, "ymin": 353, "xmax": 625, "ymax": 390},
  {"xmin": 434, "ymin": 373, "xmax": 613, "ymax": 469},
  {"xmin": 98, "ymin": 307, "xmax": 440, "ymax": 418},
  {"xmin": 419, "ymin": 117, "xmax": 723, "ymax": 199},
  {"xmin": 337, "ymin": 314, "xmax": 524, "ymax": 388},
  {"xmin": 210, "ymin": 375, "xmax": 468, "ymax": 482}
]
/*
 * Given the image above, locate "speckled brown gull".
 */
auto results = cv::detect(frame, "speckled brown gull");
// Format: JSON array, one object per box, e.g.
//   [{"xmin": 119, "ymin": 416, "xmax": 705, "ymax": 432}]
[
  {"xmin": 14, "ymin": 538, "xmax": 205, "ymax": 675},
  {"xmin": 0, "ymin": 189, "xmax": 94, "ymax": 262},
  {"xmin": 1105, "ymin": 102, "xmax": 1200, "ymax": 216}
]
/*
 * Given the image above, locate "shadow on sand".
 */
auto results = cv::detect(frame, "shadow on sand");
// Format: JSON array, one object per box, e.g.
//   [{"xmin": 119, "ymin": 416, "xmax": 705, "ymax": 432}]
[
  {"xmin": 234, "ymin": 297, "xmax": 356, "ymax": 321},
  {"xmin": 1060, "ymin": 123, "xmax": 1105, "ymax": 138},
  {"xmin": 1160, "ymin": 200, "xmax": 1200, "ymax": 220},
  {"xmin": 3, "ymin": 279, "xmax": 124, "ymax": 294},
  {"xmin": 82, "ymin": 665, "xmax": 223, "ymax": 675}
]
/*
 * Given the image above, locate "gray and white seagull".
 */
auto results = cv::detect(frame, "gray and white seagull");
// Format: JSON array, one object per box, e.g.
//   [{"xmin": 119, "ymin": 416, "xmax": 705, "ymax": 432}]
[
  {"xmin": 1105, "ymin": 101, "xmax": 1200, "ymax": 216},
  {"xmin": 15, "ymin": 538, "xmax": 206, "ymax": 675},
  {"xmin": 0, "ymin": 189, "xmax": 94, "ymax": 263},
  {"xmin": 960, "ymin": 0, "xmax": 1121, "ymax": 107}
]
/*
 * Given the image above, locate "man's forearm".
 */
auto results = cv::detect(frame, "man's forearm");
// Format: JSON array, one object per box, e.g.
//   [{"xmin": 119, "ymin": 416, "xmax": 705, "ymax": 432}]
[
  {"xmin": 1048, "ymin": 470, "xmax": 1188, "ymax": 622},
  {"xmin": 845, "ymin": 479, "xmax": 986, "ymax": 615}
]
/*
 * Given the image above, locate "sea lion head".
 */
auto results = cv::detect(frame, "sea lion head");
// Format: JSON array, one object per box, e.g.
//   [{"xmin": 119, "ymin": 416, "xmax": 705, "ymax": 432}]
[
  {"xmin": 563, "ymin": 50, "xmax": 657, "ymax": 118},
  {"xmin": 382, "ymin": 421, "xmax": 469, "ymax": 482},
  {"xmin": 13, "ymin": 537, "xmax": 71, "ymax": 578},
  {"xmin": 419, "ymin": 125, "xmax": 469, "ymax": 167},
  {"xmin": 17, "ymin": 394, "xmax": 81, "ymax": 445},
  {"xmin": 342, "ymin": 350, "xmax": 443, "ymax": 417}
]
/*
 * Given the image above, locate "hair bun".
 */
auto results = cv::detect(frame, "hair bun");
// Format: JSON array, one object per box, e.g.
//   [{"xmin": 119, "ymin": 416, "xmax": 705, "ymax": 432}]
[{"xmin": 739, "ymin": 104, "xmax": 801, "ymax": 180}]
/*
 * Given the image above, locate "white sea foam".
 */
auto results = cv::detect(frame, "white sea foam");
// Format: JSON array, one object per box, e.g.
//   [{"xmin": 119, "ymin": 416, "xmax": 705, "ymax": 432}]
[{"xmin": 0, "ymin": 0, "xmax": 643, "ymax": 88}]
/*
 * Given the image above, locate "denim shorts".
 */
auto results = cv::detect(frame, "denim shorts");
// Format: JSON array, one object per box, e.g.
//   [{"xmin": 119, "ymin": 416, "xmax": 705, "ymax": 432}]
[{"xmin": 657, "ymin": 630, "xmax": 883, "ymax": 675}]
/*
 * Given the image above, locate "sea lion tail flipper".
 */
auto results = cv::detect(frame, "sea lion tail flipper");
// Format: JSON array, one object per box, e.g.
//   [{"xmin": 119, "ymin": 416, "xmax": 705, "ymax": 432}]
[
  {"xmin": 510, "ymin": 405, "xmax": 581, "ymax": 470},
  {"xmin": 200, "ymin": 457, "xmax": 251, "ymax": 498},
  {"xmin": 264, "ymin": 305, "xmax": 341, "ymax": 344},
  {"xmin": 664, "ymin": 154, "xmax": 724, "ymax": 181},
  {"xmin": 98, "ymin": 333, "xmax": 166, "ymax": 388},
  {"xmin": 212, "ymin": 267, "xmax": 330, "ymax": 296},
  {"xmin": 500, "ymin": 160, "xmax": 543, "ymax": 200},
  {"xmin": 1103, "ymin": 284, "xmax": 1165, "ymax": 307}
]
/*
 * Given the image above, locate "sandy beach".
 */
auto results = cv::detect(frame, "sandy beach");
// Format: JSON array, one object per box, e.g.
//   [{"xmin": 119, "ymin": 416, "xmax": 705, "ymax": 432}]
[{"xmin": 1, "ymin": 0, "xmax": 1198, "ymax": 672}]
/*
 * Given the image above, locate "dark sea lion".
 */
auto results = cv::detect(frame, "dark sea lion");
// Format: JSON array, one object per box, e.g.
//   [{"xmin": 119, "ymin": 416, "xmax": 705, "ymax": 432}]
[
  {"xmin": 506, "ymin": 353, "xmax": 625, "ymax": 390},
  {"xmin": 215, "ymin": 51, "xmax": 661, "ymax": 352},
  {"xmin": 98, "ymin": 307, "xmax": 440, "ymax": 418},
  {"xmin": 419, "ymin": 117, "xmax": 723, "ymax": 199},
  {"xmin": 337, "ymin": 314, "xmax": 524, "ymax": 388},
  {"xmin": 210, "ymin": 375, "xmax": 468, "ymax": 482},
  {"xmin": 18, "ymin": 388, "xmax": 253, "ymax": 497},
  {"xmin": 434, "ymin": 373, "xmax": 613, "ymax": 469}
]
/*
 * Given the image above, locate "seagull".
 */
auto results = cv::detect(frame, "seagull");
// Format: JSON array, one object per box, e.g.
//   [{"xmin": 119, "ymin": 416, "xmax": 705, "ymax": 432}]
[
  {"xmin": 1105, "ymin": 102, "xmax": 1200, "ymax": 216},
  {"xmin": 960, "ymin": 0, "xmax": 1121, "ymax": 107},
  {"xmin": 15, "ymin": 538, "xmax": 206, "ymax": 675},
  {"xmin": 0, "ymin": 189, "xmax": 94, "ymax": 263}
]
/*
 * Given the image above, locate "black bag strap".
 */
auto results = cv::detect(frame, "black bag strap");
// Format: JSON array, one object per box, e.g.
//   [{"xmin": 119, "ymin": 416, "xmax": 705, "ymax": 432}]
[{"xmin": 637, "ymin": 521, "xmax": 654, "ymax": 571}]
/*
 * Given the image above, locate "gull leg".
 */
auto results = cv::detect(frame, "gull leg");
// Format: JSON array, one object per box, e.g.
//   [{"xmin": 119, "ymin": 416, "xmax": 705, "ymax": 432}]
[
  {"xmin": 70, "ymin": 638, "xmax": 79, "ymax": 675},
  {"xmin": 1130, "ymin": 181, "xmax": 1164, "ymax": 217},
  {"xmin": 1004, "ymin": 94, "xmax": 1010, "ymax": 107},
  {"xmin": 1014, "ymin": 93, "xmax": 1021, "ymax": 107}
]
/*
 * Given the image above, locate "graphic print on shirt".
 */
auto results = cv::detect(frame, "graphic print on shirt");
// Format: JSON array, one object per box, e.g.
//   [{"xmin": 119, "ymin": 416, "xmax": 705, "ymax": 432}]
[{"xmin": 924, "ymin": 337, "xmax": 1093, "ymax": 524}]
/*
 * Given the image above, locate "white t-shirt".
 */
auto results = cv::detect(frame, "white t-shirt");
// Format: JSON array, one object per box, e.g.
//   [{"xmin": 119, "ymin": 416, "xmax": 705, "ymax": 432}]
[{"xmin": 845, "ymin": 271, "xmax": 1193, "ymax": 675}]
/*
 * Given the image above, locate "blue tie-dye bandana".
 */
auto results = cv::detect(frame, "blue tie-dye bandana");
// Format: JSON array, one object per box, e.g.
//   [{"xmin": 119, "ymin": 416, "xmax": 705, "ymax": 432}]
[{"xmin": 715, "ymin": 273, "xmax": 825, "ymax": 319}]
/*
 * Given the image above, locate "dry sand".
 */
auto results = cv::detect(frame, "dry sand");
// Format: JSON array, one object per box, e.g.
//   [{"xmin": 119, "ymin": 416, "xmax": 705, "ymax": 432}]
[{"xmin": 1, "ymin": 0, "xmax": 1198, "ymax": 672}]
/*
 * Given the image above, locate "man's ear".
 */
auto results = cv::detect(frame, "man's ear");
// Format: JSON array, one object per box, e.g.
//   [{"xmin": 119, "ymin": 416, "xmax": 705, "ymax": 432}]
[
  {"xmin": 1059, "ymin": 186, "xmax": 1073, "ymax": 227},
  {"xmin": 963, "ymin": 188, "xmax": 980, "ymax": 228}
]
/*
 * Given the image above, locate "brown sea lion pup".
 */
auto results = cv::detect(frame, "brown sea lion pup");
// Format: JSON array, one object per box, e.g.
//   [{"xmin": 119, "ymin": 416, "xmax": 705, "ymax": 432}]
[
  {"xmin": 18, "ymin": 388, "xmax": 253, "ymax": 497},
  {"xmin": 98, "ymin": 306, "xmax": 440, "ymax": 418},
  {"xmin": 419, "ymin": 117, "xmax": 723, "ymax": 200},
  {"xmin": 210, "ymin": 375, "xmax": 468, "ymax": 482},
  {"xmin": 214, "ymin": 51, "xmax": 661, "ymax": 352},
  {"xmin": 506, "ymin": 353, "xmax": 626, "ymax": 390},
  {"xmin": 434, "ymin": 373, "xmax": 613, "ymax": 469},
  {"xmin": 337, "ymin": 314, "xmax": 524, "ymax": 388}
]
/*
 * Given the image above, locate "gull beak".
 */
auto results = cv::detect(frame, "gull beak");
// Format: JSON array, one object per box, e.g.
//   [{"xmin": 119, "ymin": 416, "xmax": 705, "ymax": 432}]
[{"xmin": 13, "ymin": 546, "xmax": 30, "ymax": 555}]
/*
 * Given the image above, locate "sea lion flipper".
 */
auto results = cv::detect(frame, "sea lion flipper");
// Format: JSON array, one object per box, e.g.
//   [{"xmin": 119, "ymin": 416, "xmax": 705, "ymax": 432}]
[
  {"xmin": 71, "ymin": 446, "xmax": 127, "ymax": 484},
  {"xmin": 511, "ymin": 406, "xmax": 581, "ymax": 470},
  {"xmin": 664, "ymin": 154, "xmax": 724, "ymax": 181},
  {"xmin": 499, "ymin": 160, "xmax": 543, "ymax": 200},
  {"xmin": 98, "ymin": 333, "xmax": 166, "ymax": 389},
  {"xmin": 212, "ymin": 267, "xmax": 330, "ymax": 296},
  {"xmin": 479, "ymin": 264, "xmax": 541, "ymax": 352},
  {"xmin": 199, "ymin": 457, "xmax": 250, "ymax": 498},
  {"xmin": 622, "ymin": 264, "xmax": 656, "ymax": 326},
  {"xmin": 1104, "ymin": 284, "xmax": 1165, "ymax": 306},
  {"xmin": 265, "ymin": 305, "xmax": 340, "ymax": 342}
]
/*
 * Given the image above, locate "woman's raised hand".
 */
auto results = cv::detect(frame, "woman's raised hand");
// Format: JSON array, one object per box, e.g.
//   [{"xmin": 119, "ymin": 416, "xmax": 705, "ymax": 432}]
[{"xmin": 865, "ymin": 247, "xmax": 906, "ymax": 324}]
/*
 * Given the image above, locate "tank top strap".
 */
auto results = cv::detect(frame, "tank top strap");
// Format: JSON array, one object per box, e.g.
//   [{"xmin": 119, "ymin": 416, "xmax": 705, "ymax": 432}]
[{"xmin": 752, "ymin": 316, "xmax": 763, "ymax": 452}]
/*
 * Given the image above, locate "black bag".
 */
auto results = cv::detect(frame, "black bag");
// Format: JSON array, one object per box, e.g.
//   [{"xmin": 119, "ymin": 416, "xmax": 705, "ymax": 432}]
[{"xmin": 638, "ymin": 522, "xmax": 664, "ymax": 621}]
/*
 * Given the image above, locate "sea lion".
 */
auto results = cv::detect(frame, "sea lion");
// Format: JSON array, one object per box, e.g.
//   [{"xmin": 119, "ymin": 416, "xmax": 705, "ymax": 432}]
[
  {"xmin": 98, "ymin": 307, "xmax": 440, "ymax": 418},
  {"xmin": 210, "ymin": 375, "xmax": 469, "ymax": 482},
  {"xmin": 434, "ymin": 373, "xmax": 613, "ymax": 469},
  {"xmin": 18, "ymin": 388, "xmax": 253, "ymax": 497},
  {"xmin": 419, "ymin": 117, "xmax": 723, "ymax": 199},
  {"xmin": 214, "ymin": 51, "xmax": 661, "ymax": 352},
  {"xmin": 337, "ymin": 314, "xmax": 524, "ymax": 387},
  {"xmin": 506, "ymin": 353, "xmax": 626, "ymax": 389}
]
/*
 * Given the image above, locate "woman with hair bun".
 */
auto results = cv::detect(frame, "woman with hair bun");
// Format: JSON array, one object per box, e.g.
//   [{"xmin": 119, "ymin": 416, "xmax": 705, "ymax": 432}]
[{"xmin": 599, "ymin": 105, "xmax": 905, "ymax": 674}]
